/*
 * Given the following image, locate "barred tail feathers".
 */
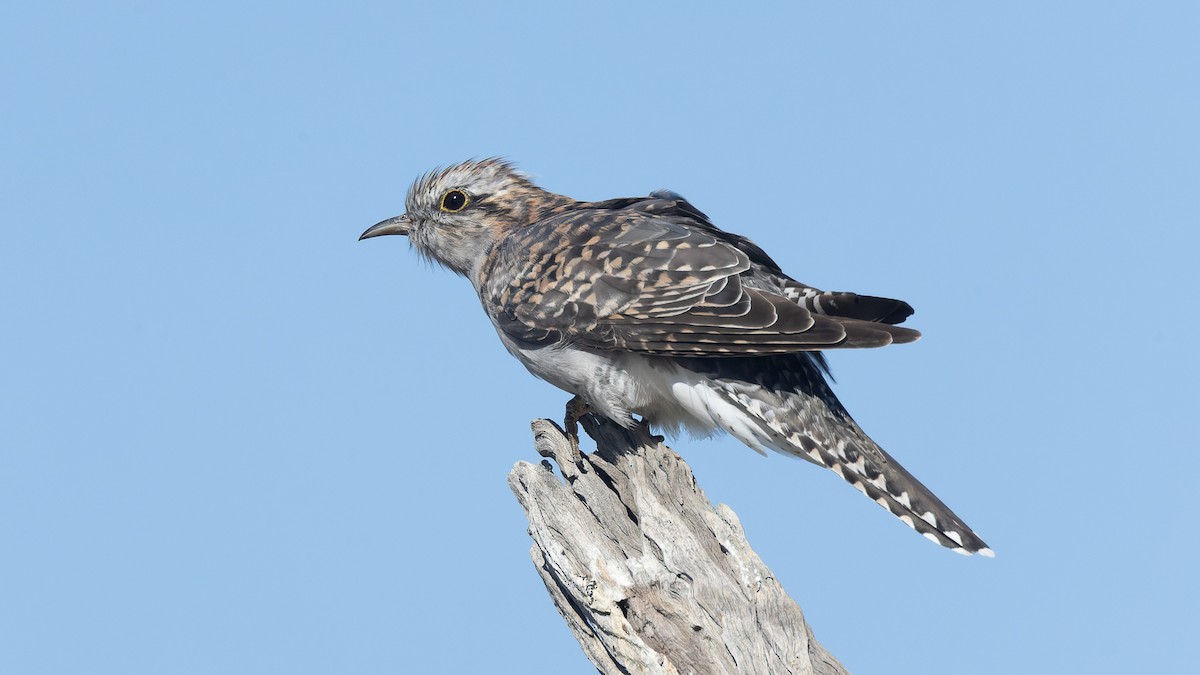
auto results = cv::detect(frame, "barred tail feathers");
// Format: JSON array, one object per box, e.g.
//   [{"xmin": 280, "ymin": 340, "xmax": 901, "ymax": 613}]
[{"xmin": 670, "ymin": 355, "xmax": 993, "ymax": 557}]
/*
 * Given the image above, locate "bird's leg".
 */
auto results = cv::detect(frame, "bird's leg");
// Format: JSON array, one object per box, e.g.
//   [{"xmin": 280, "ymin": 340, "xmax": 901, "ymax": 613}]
[{"xmin": 563, "ymin": 395, "xmax": 592, "ymax": 452}]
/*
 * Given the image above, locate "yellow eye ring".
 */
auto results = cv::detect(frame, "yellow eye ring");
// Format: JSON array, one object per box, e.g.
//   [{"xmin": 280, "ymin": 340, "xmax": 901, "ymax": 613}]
[{"xmin": 439, "ymin": 189, "xmax": 470, "ymax": 213}]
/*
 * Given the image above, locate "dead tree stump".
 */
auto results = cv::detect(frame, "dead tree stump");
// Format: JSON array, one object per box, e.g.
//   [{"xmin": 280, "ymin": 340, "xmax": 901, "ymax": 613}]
[{"xmin": 508, "ymin": 415, "xmax": 850, "ymax": 675}]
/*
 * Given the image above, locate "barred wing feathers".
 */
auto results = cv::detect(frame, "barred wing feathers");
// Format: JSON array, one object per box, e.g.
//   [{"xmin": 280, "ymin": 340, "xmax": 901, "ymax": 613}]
[{"xmin": 486, "ymin": 197, "xmax": 919, "ymax": 356}]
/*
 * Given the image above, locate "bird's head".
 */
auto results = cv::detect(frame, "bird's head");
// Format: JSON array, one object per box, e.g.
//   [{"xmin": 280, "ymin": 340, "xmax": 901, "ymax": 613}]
[{"xmin": 360, "ymin": 158, "xmax": 574, "ymax": 282}]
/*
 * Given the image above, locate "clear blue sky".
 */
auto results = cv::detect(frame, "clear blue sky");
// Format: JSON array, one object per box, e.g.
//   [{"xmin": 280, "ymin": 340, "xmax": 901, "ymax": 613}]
[{"xmin": 3, "ymin": 2, "xmax": 1197, "ymax": 673}]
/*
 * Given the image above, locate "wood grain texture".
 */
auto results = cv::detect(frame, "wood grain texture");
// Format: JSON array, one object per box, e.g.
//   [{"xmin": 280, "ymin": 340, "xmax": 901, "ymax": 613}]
[{"xmin": 508, "ymin": 416, "xmax": 850, "ymax": 675}]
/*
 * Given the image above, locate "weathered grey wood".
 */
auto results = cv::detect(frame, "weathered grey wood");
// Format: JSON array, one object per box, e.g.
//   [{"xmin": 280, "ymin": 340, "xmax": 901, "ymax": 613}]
[{"xmin": 508, "ymin": 415, "xmax": 851, "ymax": 675}]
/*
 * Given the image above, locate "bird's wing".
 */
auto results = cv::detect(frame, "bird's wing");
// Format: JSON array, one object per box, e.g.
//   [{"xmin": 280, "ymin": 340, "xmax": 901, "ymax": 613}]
[
  {"xmin": 646, "ymin": 191, "xmax": 917, "ymax": 326},
  {"xmin": 485, "ymin": 198, "xmax": 919, "ymax": 356}
]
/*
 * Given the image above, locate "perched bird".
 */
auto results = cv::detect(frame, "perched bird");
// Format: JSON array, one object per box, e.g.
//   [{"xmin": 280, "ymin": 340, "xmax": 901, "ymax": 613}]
[{"xmin": 361, "ymin": 158, "xmax": 992, "ymax": 557}]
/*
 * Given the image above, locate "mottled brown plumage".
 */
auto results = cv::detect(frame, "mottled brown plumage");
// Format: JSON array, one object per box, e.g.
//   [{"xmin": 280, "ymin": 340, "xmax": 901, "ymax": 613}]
[
  {"xmin": 361, "ymin": 159, "xmax": 992, "ymax": 557},
  {"xmin": 485, "ymin": 198, "xmax": 920, "ymax": 356}
]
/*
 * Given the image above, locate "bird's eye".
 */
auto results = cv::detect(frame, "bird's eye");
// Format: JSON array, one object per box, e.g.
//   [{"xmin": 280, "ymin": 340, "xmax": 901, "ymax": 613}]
[{"xmin": 439, "ymin": 189, "xmax": 469, "ymax": 213}]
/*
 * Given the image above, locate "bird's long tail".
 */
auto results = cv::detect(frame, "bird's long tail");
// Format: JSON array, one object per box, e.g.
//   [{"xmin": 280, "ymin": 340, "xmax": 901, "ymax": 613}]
[{"xmin": 675, "ymin": 354, "xmax": 993, "ymax": 557}]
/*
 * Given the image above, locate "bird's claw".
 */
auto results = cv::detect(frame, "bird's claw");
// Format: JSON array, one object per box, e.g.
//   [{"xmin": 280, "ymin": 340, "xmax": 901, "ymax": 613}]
[{"xmin": 564, "ymin": 395, "xmax": 591, "ymax": 453}]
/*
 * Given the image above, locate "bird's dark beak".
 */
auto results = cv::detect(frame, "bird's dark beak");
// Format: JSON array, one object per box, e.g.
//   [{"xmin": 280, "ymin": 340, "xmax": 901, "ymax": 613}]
[{"xmin": 359, "ymin": 214, "xmax": 411, "ymax": 240}]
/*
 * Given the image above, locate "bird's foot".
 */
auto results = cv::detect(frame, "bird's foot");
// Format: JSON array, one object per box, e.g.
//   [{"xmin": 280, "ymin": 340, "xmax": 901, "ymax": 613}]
[
  {"xmin": 633, "ymin": 416, "xmax": 665, "ymax": 445},
  {"xmin": 564, "ymin": 395, "xmax": 592, "ymax": 453}
]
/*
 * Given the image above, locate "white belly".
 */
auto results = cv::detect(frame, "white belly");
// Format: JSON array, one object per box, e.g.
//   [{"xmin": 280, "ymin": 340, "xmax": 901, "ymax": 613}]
[{"xmin": 493, "ymin": 325, "xmax": 776, "ymax": 453}]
